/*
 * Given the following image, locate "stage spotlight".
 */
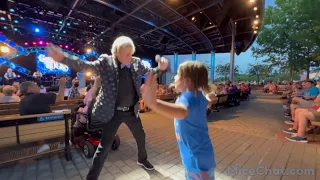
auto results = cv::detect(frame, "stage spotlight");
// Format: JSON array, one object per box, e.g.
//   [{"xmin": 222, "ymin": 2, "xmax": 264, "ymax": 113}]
[
  {"xmin": 86, "ymin": 72, "xmax": 92, "ymax": 76},
  {"xmin": 65, "ymin": 45, "xmax": 68, "ymax": 48},
  {"xmin": 63, "ymin": 30, "xmax": 66, "ymax": 34},
  {"xmin": 55, "ymin": 29, "xmax": 58, "ymax": 32},
  {"xmin": 0, "ymin": 46, "xmax": 10, "ymax": 53},
  {"xmin": 32, "ymin": 42, "xmax": 36, "ymax": 45},
  {"xmin": 3, "ymin": 26, "xmax": 8, "ymax": 30},
  {"xmin": 67, "ymin": 23, "xmax": 70, "ymax": 26},
  {"xmin": 35, "ymin": 28, "xmax": 40, "ymax": 33},
  {"xmin": 13, "ymin": 28, "xmax": 18, "ymax": 31},
  {"xmin": 59, "ymin": 21, "xmax": 63, "ymax": 24},
  {"xmin": 0, "ymin": 17, "xmax": 5, "ymax": 21},
  {"xmin": 24, "ymin": 42, "xmax": 28, "ymax": 45},
  {"xmin": 86, "ymin": 48, "xmax": 92, "ymax": 53},
  {"xmin": 14, "ymin": 20, "xmax": 18, "ymax": 24},
  {"xmin": 9, "ymin": 9, "xmax": 15, "ymax": 13},
  {"xmin": 46, "ymin": 42, "xmax": 49, "ymax": 45},
  {"xmin": 59, "ymin": 45, "xmax": 63, "ymax": 48},
  {"xmin": 39, "ymin": 41, "xmax": 43, "ymax": 45},
  {"xmin": 72, "ymin": 48, "xmax": 75, "ymax": 51}
]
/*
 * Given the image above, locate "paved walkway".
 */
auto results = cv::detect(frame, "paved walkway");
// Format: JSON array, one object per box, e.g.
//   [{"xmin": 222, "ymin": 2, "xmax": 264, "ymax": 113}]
[{"xmin": 0, "ymin": 91, "xmax": 319, "ymax": 180}]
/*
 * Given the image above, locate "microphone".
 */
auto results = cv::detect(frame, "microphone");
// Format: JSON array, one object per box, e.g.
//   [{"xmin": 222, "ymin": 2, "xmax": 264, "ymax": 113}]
[{"xmin": 155, "ymin": 54, "xmax": 161, "ymax": 63}]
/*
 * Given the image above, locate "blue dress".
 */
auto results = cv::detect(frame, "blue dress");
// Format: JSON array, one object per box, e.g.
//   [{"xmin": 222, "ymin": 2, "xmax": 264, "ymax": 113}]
[{"xmin": 174, "ymin": 91, "xmax": 216, "ymax": 180}]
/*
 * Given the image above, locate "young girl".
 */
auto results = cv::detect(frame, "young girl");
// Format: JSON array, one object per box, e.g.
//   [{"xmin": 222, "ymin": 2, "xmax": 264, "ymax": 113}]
[{"xmin": 141, "ymin": 61, "xmax": 215, "ymax": 180}]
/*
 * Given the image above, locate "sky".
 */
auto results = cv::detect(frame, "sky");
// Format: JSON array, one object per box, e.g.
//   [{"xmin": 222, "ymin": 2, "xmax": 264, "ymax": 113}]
[{"xmin": 214, "ymin": 0, "xmax": 276, "ymax": 73}]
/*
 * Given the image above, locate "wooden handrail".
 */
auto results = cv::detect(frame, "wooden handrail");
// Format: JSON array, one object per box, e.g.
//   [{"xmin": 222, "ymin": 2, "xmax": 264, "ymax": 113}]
[{"xmin": 0, "ymin": 110, "xmax": 71, "ymax": 121}]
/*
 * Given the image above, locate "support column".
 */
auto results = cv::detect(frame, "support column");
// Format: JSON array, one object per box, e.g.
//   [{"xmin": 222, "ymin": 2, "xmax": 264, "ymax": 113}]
[
  {"xmin": 174, "ymin": 52, "xmax": 178, "ymax": 74},
  {"xmin": 211, "ymin": 51, "xmax": 215, "ymax": 82},
  {"xmin": 229, "ymin": 22, "xmax": 237, "ymax": 82},
  {"xmin": 192, "ymin": 51, "xmax": 196, "ymax": 61}
]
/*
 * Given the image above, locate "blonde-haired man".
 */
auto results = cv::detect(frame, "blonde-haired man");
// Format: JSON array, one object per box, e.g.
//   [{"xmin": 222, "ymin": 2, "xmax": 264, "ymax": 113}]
[{"xmin": 48, "ymin": 36, "xmax": 168, "ymax": 180}]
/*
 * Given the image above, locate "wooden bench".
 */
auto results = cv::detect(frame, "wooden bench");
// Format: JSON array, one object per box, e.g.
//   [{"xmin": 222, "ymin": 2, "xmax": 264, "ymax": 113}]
[
  {"xmin": 0, "ymin": 99, "xmax": 81, "ymax": 116},
  {"xmin": 210, "ymin": 94, "xmax": 228, "ymax": 112},
  {"xmin": 0, "ymin": 111, "xmax": 72, "ymax": 165}
]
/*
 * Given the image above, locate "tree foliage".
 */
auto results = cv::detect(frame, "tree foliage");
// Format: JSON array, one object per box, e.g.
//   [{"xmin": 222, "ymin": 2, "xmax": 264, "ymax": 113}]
[
  {"xmin": 247, "ymin": 63, "xmax": 271, "ymax": 83},
  {"xmin": 215, "ymin": 63, "xmax": 239, "ymax": 81},
  {"xmin": 252, "ymin": 0, "xmax": 320, "ymax": 79}
]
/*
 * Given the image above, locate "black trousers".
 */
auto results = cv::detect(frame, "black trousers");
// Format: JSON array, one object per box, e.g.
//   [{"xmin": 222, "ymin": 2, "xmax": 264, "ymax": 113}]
[{"xmin": 86, "ymin": 110, "xmax": 147, "ymax": 180}]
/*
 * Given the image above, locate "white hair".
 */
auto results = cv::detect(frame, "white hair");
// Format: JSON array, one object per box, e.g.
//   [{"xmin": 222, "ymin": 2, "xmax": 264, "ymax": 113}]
[{"xmin": 111, "ymin": 36, "xmax": 135, "ymax": 56}]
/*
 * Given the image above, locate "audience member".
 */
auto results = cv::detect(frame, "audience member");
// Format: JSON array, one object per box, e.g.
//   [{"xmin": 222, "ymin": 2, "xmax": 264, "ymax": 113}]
[
  {"xmin": 68, "ymin": 78, "xmax": 81, "ymax": 98},
  {"xmin": 19, "ymin": 78, "xmax": 66, "ymax": 115},
  {"xmin": 0, "ymin": 86, "xmax": 20, "ymax": 103}
]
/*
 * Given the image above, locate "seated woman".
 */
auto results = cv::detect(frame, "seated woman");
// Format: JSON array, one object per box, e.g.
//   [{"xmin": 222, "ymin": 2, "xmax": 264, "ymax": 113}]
[
  {"xmin": 282, "ymin": 95, "xmax": 320, "ymax": 143},
  {"xmin": 72, "ymin": 77, "xmax": 101, "ymax": 143},
  {"xmin": 0, "ymin": 85, "xmax": 21, "ymax": 103}
]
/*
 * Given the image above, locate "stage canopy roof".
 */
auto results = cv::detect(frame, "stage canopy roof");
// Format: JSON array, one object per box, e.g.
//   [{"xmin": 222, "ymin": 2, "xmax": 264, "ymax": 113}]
[{"xmin": 1, "ymin": 0, "xmax": 265, "ymax": 55}]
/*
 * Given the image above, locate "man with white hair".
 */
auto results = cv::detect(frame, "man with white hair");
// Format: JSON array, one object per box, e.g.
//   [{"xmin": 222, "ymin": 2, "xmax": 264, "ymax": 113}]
[
  {"xmin": 48, "ymin": 36, "xmax": 168, "ymax": 180},
  {"xmin": 4, "ymin": 68, "xmax": 16, "ymax": 85}
]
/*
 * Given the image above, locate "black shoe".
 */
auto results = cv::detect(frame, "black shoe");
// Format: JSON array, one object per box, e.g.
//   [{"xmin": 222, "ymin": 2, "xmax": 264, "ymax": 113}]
[{"xmin": 137, "ymin": 160, "xmax": 154, "ymax": 171}]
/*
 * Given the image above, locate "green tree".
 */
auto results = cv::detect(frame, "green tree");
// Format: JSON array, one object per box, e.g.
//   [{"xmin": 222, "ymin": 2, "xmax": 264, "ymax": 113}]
[
  {"xmin": 247, "ymin": 63, "xmax": 271, "ymax": 83},
  {"xmin": 252, "ymin": 0, "xmax": 320, "ymax": 79},
  {"xmin": 215, "ymin": 63, "xmax": 239, "ymax": 81}
]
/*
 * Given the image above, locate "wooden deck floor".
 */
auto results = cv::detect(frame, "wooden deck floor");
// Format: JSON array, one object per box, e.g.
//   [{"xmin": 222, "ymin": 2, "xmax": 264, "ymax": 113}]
[{"xmin": 0, "ymin": 91, "xmax": 319, "ymax": 180}]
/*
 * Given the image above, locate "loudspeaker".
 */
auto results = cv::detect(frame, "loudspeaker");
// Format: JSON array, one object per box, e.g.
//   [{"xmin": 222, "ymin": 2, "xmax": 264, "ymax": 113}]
[{"xmin": 0, "ymin": 0, "xmax": 8, "ymax": 12}]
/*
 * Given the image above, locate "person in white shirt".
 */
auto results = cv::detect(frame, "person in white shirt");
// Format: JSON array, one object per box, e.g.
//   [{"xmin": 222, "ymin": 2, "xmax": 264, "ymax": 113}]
[{"xmin": 33, "ymin": 70, "xmax": 43, "ymax": 85}]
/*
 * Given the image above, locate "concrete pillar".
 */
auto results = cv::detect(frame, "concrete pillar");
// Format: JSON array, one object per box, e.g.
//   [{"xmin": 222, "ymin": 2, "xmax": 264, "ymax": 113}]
[
  {"xmin": 229, "ymin": 22, "xmax": 237, "ymax": 82},
  {"xmin": 211, "ymin": 51, "xmax": 215, "ymax": 81},
  {"xmin": 174, "ymin": 52, "xmax": 178, "ymax": 74},
  {"xmin": 192, "ymin": 51, "xmax": 196, "ymax": 61}
]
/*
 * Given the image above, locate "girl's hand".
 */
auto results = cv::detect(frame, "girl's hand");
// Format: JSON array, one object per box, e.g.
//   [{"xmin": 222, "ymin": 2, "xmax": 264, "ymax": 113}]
[{"xmin": 140, "ymin": 72, "xmax": 158, "ymax": 108}]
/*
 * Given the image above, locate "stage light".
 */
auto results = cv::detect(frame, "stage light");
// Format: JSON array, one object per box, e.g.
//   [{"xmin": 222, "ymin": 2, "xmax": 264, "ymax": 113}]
[
  {"xmin": 72, "ymin": 48, "xmax": 75, "ymax": 51},
  {"xmin": 65, "ymin": 45, "xmax": 68, "ymax": 48},
  {"xmin": 0, "ymin": 17, "xmax": 5, "ymax": 21},
  {"xmin": 100, "ymin": 39, "xmax": 103, "ymax": 41},
  {"xmin": 24, "ymin": 42, "xmax": 28, "ymax": 46},
  {"xmin": 3, "ymin": 26, "xmax": 8, "ymax": 30},
  {"xmin": 46, "ymin": 42, "xmax": 49, "ymax": 45},
  {"xmin": 67, "ymin": 23, "xmax": 70, "ymax": 26},
  {"xmin": 59, "ymin": 45, "xmax": 63, "ymax": 48},
  {"xmin": 86, "ymin": 48, "xmax": 92, "ymax": 53},
  {"xmin": 59, "ymin": 37, "xmax": 62, "ymax": 39},
  {"xmin": 256, "ymin": 15, "xmax": 259, "ymax": 18},
  {"xmin": 0, "ymin": 46, "xmax": 10, "ymax": 53},
  {"xmin": 59, "ymin": 21, "xmax": 63, "ymax": 24},
  {"xmin": 253, "ymin": 7, "xmax": 258, "ymax": 11},
  {"xmin": 63, "ymin": 30, "xmax": 66, "ymax": 33},
  {"xmin": 13, "ymin": 28, "xmax": 18, "ymax": 31},
  {"xmin": 191, "ymin": 16, "xmax": 195, "ymax": 21},
  {"xmin": 35, "ymin": 28, "xmax": 40, "ymax": 33},
  {"xmin": 55, "ymin": 29, "xmax": 58, "ymax": 32},
  {"xmin": 86, "ymin": 72, "xmax": 92, "ymax": 76},
  {"xmin": 254, "ymin": 30, "xmax": 258, "ymax": 34},
  {"xmin": 9, "ymin": 9, "xmax": 15, "ymax": 13},
  {"xmin": 39, "ymin": 41, "xmax": 43, "ymax": 45},
  {"xmin": 14, "ymin": 20, "xmax": 18, "ymax": 24},
  {"xmin": 254, "ymin": 20, "xmax": 259, "ymax": 25},
  {"xmin": 32, "ymin": 42, "xmax": 36, "ymax": 45},
  {"xmin": 101, "ymin": 32, "xmax": 104, "ymax": 34}
]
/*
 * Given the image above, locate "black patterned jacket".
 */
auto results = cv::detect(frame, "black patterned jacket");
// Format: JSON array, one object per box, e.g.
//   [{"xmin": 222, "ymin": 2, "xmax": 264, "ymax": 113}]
[{"xmin": 62, "ymin": 54, "xmax": 157, "ymax": 123}]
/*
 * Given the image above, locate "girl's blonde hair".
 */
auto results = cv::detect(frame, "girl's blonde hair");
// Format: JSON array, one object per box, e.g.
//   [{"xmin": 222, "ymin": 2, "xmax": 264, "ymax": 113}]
[
  {"xmin": 177, "ymin": 61, "xmax": 211, "ymax": 94},
  {"xmin": 111, "ymin": 36, "xmax": 136, "ymax": 56}
]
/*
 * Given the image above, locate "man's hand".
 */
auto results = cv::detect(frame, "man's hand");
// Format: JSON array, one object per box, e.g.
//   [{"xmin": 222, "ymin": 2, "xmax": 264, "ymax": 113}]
[
  {"xmin": 158, "ymin": 57, "xmax": 168, "ymax": 71},
  {"xmin": 140, "ymin": 72, "xmax": 158, "ymax": 108},
  {"xmin": 48, "ymin": 43, "xmax": 65, "ymax": 62}
]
